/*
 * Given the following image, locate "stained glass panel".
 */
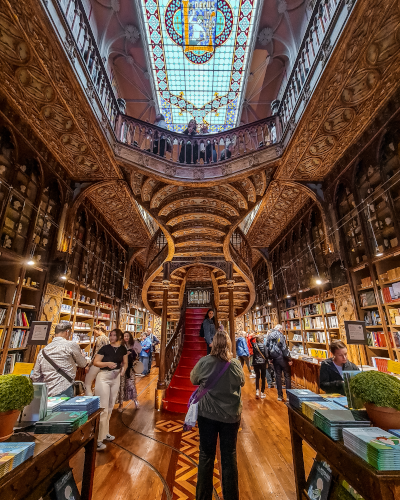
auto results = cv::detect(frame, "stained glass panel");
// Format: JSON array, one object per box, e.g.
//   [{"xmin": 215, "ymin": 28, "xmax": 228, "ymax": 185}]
[{"xmin": 139, "ymin": 0, "xmax": 260, "ymax": 131}]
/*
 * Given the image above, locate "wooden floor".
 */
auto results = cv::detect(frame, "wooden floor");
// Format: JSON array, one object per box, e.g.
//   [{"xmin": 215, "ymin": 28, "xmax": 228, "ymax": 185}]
[{"xmin": 71, "ymin": 367, "xmax": 316, "ymax": 499}]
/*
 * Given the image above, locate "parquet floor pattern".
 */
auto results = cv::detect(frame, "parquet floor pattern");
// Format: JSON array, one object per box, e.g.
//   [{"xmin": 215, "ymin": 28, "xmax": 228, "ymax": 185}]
[{"xmin": 70, "ymin": 366, "xmax": 315, "ymax": 499}]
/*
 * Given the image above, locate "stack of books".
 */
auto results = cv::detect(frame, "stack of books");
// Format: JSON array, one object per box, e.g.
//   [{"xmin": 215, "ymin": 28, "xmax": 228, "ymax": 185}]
[
  {"xmin": 320, "ymin": 394, "xmax": 349, "ymax": 408},
  {"xmin": 35, "ymin": 411, "xmax": 88, "ymax": 434},
  {"xmin": 314, "ymin": 409, "xmax": 370, "ymax": 441},
  {"xmin": 0, "ymin": 455, "xmax": 14, "ymax": 478},
  {"xmin": 343, "ymin": 427, "xmax": 400, "ymax": 470},
  {"xmin": 56, "ymin": 396, "xmax": 100, "ymax": 416},
  {"xmin": 0, "ymin": 443, "xmax": 35, "ymax": 469},
  {"xmin": 302, "ymin": 400, "xmax": 344, "ymax": 421},
  {"xmin": 47, "ymin": 396, "xmax": 71, "ymax": 415},
  {"xmin": 287, "ymin": 389, "xmax": 324, "ymax": 409}
]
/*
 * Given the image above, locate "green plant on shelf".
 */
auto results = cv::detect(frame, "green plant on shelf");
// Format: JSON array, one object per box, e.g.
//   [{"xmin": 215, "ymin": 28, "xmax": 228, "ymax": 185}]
[
  {"xmin": 0, "ymin": 374, "xmax": 34, "ymax": 412},
  {"xmin": 350, "ymin": 370, "xmax": 400, "ymax": 410}
]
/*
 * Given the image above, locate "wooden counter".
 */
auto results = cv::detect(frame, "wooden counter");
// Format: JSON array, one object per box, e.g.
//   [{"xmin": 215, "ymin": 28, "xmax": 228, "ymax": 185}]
[
  {"xmin": 288, "ymin": 406, "xmax": 400, "ymax": 500},
  {"xmin": 0, "ymin": 408, "xmax": 101, "ymax": 500}
]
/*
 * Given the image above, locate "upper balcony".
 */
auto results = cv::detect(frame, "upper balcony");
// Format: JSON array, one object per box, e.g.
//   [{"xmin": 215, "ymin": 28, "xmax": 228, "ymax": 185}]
[{"xmin": 42, "ymin": 0, "xmax": 357, "ymax": 180}]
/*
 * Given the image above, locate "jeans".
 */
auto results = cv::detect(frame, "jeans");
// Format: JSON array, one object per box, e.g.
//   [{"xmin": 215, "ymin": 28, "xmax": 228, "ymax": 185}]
[
  {"xmin": 238, "ymin": 355, "xmax": 251, "ymax": 374},
  {"xmin": 148, "ymin": 352, "xmax": 153, "ymax": 373},
  {"xmin": 253, "ymin": 364, "xmax": 268, "ymax": 392},
  {"xmin": 140, "ymin": 356, "xmax": 149, "ymax": 375},
  {"xmin": 55, "ymin": 385, "xmax": 75, "ymax": 398},
  {"xmin": 273, "ymin": 357, "xmax": 291, "ymax": 398},
  {"xmin": 197, "ymin": 416, "xmax": 240, "ymax": 500},
  {"xmin": 206, "ymin": 342, "xmax": 211, "ymax": 355},
  {"xmin": 95, "ymin": 370, "xmax": 121, "ymax": 441}
]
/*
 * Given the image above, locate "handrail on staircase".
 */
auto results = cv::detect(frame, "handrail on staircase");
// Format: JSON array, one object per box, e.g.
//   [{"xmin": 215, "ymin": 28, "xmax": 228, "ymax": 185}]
[
  {"xmin": 116, "ymin": 113, "xmax": 280, "ymax": 165},
  {"xmin": 164, "ymin": 299, "xmax": 187, "ymax": 388},
  {"xmin": 230, "ymin": 227, "xmax": 253, "ymax": 278}
]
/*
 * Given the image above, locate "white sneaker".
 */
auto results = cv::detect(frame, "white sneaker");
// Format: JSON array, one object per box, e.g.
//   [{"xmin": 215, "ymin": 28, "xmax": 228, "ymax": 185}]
[
  {"xmin": 277, "ymin": 397, "xmax": 283, "ymax": 401},
  {"xmin": 249, "ymin": 373, "xmax": 256, "ymax": 378},
  {"xmin": 134, "ymin": 400, "xmax": 140, "ymax": 409},
  {"xmin": 97, "ymin": 442, "xmax": 106, "ymax": 451},
  {"xmin": 104, "ymin": 434, "xmax": 115, "ymax": 441},
  {"xmin": 255, "ymin": 390, "xmax": 260, "ymax": 399},
  {"xmin": 261, "ymin": 393, "xmax": 266, "ymax": 399}
]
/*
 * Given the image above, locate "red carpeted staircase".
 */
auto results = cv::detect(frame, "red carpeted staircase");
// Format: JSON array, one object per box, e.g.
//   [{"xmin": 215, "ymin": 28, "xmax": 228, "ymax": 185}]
[{"xmin": 163, "ymin": 308, "xmax": 208, "ymax": 413}]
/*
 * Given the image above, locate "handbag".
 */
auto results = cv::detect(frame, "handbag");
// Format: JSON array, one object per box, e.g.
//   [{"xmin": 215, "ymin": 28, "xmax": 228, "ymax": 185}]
[
  {"xmin": 132, "ymin": 360, "xmax": 144, "ymax": 374},
  {"xmin": 42, "ymin": 350, "xmax": 85, "ymax": 396},
  {"xmin": 183, "ymin": 361, "xmax": 231, "ymax": 432}
]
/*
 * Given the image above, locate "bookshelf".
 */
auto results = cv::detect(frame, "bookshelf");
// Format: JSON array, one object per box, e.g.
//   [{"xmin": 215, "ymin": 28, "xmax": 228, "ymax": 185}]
[
  {"xmin": 253, "ymin": 305, "xmax": 274, "ymax": 333},
  {"xmin": 124, "ymin": 306, "xmax": 145, "ymax": 337}
]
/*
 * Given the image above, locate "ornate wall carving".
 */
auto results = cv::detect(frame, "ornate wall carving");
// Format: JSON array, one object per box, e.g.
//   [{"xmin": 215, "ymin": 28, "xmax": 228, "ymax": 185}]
[{"xmin": 333, "ymin": 284, "xmax": 361, "ymax": 364}]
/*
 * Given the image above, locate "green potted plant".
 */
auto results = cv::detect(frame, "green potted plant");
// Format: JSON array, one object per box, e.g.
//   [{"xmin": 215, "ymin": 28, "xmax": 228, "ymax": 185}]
[
  {"xmin": 0, "ymin": 374, "xmax": 34, "ymax": 441},
  {"xmin": 350, "ymin": 370, "xmax": 400, "ymax": 430}
]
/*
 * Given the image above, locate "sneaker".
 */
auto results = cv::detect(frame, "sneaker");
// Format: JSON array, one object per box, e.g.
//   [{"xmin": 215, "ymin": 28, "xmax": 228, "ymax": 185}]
[
  {"xmin": 134, "ymin": 400, "xmax": 140, "ymax": 409},
  {"xmin": 261, "ymin": 393, "xmax": 266, "ymax": 399},
  {"xmin": 255, "ymin": 390, "xmax": 260, "ymax": 399},
  {"xmin": 104, "ymin": 434, "xmax": 115, "ymax": 441},
  {"xmin": 277, "ymin": 397, "xmax": 283, "ymax": 401},
  {"xmin": 249, "ymin": 373, "xmax": 256, "ymax": 379},
  {"xmin": 97, "ymin": 442, "xmax": 106, "ymax": 451}
]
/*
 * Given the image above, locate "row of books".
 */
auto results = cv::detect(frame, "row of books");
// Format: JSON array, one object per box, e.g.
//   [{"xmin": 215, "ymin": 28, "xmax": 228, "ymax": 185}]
[
  {"xmin": 380, "ymin": 267, "xmax": 400, "ymax": 282},
  {"xmin": 74, "ymin": 321, "xmax": 91, "ymax": 330},
  {"xmin": 285, "ymin": 320, "xmax": 301, "ymax": 330},
  {"xmin": 8, "ymin": 329, "xmax": 28, "ymax": 348},
  {"xmin": 3, "ymin": 352, "xmax": 23, "ymax": 374},
  {"xmin": 326, "ymin": 315, "xmax": 338, "ymax": 328},
  {"xmin": 388, "ymin": 307, "xmax": 400, "ymax": 325},
  {"xmin": 14, "ymin": 309, "xmax": 31, "ymax": 327},
  {"xmin": 360, "ymin": 276, "xmax": 373, "ymax": 288},
  {"xmin": 359, "ymin": 290, "xmax": 376, "ymax": 307},
  {"xmin": 304, "ymin": 316, "xmax": 325, "ymax": 329},
  {"xmin": 364, "ymin": 310, "xmax": 384, "ymax": 326},
  {"xmin": 306, "ymin": 330, "xmax": 326, "ymax": 343},
  {"xmin": 0, "ymin": 307, "xmax": 7, "ymax": 324},
  {"xmin": 382, "ymin": 284, "xmax": 400, "ymax": 303},
  {"xmin": 281, "ymin": 309, "xmax": 299, "ymax": 319},
  {"xmin": 292, "ymin": 333, "xmax": 303, "ymax": 341}
]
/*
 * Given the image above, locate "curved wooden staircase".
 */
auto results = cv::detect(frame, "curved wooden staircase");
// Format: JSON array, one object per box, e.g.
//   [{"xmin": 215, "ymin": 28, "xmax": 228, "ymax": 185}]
[{"xmin": 162, "ymin": 307, "xmax": 208, "ymax": 413}]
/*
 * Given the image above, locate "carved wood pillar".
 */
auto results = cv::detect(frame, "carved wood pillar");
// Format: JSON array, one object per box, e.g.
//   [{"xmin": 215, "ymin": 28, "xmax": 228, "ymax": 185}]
[
  {"xmin": 227, "ymin": 279, "xmax": 236, "ymax": 357},
  {"xmin": 155, "ymin": 262, "xmax": 170, "ymax": 410}
]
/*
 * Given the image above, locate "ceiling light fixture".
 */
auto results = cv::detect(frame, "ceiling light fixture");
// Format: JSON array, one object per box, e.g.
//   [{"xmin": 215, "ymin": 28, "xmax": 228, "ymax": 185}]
[
  {"xmin": 60, "ymin": 274, "xmax": 67, "ymax": 280},
  {"xmin": 316, "ymin": 279, "xmax": 322, "ymax": 285},
  {"xmin": 27, "ymin": 260, "xmax": 35, "ymax": 266}
]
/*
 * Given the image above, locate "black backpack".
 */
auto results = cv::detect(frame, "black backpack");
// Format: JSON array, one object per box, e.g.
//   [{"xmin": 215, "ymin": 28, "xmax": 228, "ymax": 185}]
[{"xmin": 199, "ymin": 322, "xmax": 205, "ymax": 338}]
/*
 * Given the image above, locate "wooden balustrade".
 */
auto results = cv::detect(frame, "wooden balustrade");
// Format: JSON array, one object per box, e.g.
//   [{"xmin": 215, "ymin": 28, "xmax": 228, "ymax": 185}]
[
  {"xmin": 116, "ymin": 113, "xmax": 279, "ymax": 165},
  {"xmin": 164, "ymin": 305, "xmax": 186, "ymax": 387},
  {"xmin": 230, "ymin": 228, "xmax": 253, "ymax": 277}
]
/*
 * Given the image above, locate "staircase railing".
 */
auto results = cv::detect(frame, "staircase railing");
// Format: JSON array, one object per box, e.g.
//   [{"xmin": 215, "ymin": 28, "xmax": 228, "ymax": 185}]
[
  {"xmin": 116, "ymin": 114, "xmax": 280, "ymax": 165},
  {"xmin": 164, "ymin": 301, "xmax": 186, "ymax": 387},
  {"xmin": 230, "ymin": 228, "xmax": 253, "ymax": 278}
]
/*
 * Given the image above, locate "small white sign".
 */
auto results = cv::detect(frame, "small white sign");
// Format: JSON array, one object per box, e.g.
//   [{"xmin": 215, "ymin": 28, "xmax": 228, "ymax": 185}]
[
  {"xmin": 31, "ymin": 324, "xmax": 48, "ymax": 341},
  {"xmin": 347, "ymin": 323, "xmax": 365, "ymax": 342}
]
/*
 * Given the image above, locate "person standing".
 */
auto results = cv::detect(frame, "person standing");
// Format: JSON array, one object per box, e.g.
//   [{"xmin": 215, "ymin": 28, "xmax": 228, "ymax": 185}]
[
  {"xmin": 31, "ymin": 322, "xmax": 88, "ymax": 398},
  {"xmin": 252, "ymin": 334, "xmax": 272, "ymax": 398},
  {"xmin": 246, "ymin": 332, "xmax": 256, "ymax": 378},
  {"xmin": 320, "ymin": 340, "xmax": 359, "ymax": 395},
  {"xmin": 153, "ymin": 113, "xmax": 167, "ymax": 157},
  {"xmin": 236, "ymin": 331, "xmax": 251, "ymax": 374},
  {"xmin": 118, "ymin": 331, "xmax": 140, "ymax": 412},
  {"xmin": 85, "ymin": 323, "xmax": 109, "ymax": 396},
  {"xmin": 202, "ymin": 309, "xmax": 216, "ymax": 355},
  {"xmin": 93, "ymin": 329, "xmax": 127, "ymax": 451},
  {"xmin": 266, "ymin": 324, "xmax": 292, "ymax": 401},
  {"xmin": 138, "ymin": 332, "xmax": 152, "ymax": 376},
  {"xmin": 190, "ymin": 331, "xmax": 244, "ymax": 500},
  {"xmin": 146, "ymin": 327, "xmax": 160, "ymax": 374},
  {"xmin": 179, "ymin": 119, "xmax": 198, "ymax": 163}
]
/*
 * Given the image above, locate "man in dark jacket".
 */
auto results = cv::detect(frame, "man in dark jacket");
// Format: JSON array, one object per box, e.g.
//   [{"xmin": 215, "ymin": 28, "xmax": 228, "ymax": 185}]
[
  {"xmin": 320, "ymin": 340, "xmax": 359, "ymax": 395},
  {"xmin": 266, "ymin": 324, "xmax": 292, "ymax": 401}
]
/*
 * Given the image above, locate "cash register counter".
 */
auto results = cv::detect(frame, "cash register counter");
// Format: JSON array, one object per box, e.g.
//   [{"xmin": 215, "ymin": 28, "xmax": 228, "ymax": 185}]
[
  {"xmin": 0, "ymin": 409, "xmax": 101, "ymax": 500},
  {"xmin": 291, "ymin": 357, "xmax": 322, "ymax": 393}
]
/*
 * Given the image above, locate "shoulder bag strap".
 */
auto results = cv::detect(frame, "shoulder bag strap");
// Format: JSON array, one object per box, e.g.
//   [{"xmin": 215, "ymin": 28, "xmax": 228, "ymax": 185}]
[
  {"xmin": 254, "ymin": 342, "xmax": 266, "ymax": 360},
  {"xmin": 191, "ymin": 361, "xmax": 231, "ymax": 405},
  {"xmin": 42, "ymin": 349, "xmax": 73, "ymax": 384}
]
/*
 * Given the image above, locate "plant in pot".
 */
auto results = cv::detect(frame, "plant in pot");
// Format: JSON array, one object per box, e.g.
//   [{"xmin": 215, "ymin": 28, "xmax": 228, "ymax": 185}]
[
  {"xmin": 350, "ymin": 370, "xmax": 400, "ymax": 430},
  {"xmin": 0, "ymin": 374, "xmax": 34, "ymax": 441}
]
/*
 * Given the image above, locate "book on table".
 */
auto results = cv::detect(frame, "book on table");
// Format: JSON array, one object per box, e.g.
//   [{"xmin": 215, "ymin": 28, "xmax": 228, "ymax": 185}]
[{"xmin": 306, "ymin": 458, "xmax": 332, "ymax": 500}]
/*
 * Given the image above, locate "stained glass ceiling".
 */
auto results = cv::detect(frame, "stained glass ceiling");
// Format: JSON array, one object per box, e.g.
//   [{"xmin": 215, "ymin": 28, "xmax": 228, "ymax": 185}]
[{"xmin": 139, "ymin": 0, "xmax": 261, "ymax": 132}]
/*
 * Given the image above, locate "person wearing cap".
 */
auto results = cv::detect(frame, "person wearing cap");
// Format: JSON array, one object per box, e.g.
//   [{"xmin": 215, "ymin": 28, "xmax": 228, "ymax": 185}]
[{"xmin": 31, "ymin": 322, "xmax": 88, "ymax": 397}]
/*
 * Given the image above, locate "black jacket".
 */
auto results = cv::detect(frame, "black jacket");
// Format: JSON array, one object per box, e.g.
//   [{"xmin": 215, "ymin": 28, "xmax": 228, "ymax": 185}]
[
  {"xmin": 252, "ymin": 340, "xmax": 268, "ymax": 365},
  {"xmin": 319, "ymin": 358, "xmax": 359, "ymax": 395}
]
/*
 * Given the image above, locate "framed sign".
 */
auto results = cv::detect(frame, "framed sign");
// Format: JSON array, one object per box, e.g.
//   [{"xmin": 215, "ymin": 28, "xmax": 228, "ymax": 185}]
[
  {"xmin": 344, "ymin": 320, "xmax": 368, "ymax": 345},
  {"xmin": 26, "ymin": 321, "xmax": 52, "ymax": 346}
]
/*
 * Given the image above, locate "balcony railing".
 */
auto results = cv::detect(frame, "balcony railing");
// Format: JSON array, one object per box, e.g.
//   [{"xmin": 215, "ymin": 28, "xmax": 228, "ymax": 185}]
[
  {"xmin": 116, "ymin": 114, "xmax": 279, "ymax": 165},
  {"xmin": 277, "ymin": 0, "xmax": 355, "ymax": 134},
  {"xmin": 53, "ymin": 0, "xmax": 120, "ymax": 127},
  {"xmin": 230, "ymin": 228, "xmax": 253, "ymax": 277}
]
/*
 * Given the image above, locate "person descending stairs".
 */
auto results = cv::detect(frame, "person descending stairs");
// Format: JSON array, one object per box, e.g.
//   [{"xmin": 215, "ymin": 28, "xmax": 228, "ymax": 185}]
[{"xmin": 162, "ymin": 308, "xmax": 209, "ymax": 413}]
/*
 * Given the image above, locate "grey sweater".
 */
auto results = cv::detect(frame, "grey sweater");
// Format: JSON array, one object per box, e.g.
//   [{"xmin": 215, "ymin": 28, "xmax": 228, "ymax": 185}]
[{"xmin": 190, "ymin": 356, "xmax": 245, "ymax": 423}]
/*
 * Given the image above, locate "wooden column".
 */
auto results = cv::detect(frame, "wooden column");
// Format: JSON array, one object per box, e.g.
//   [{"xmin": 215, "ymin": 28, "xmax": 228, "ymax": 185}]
[
  {"xmin": 155, "ymin": 262, "xmax": 170, "ymax": 410},
  {"xmin": 227, "ymin": 279, "xmax": 236, "ymax": 356}
]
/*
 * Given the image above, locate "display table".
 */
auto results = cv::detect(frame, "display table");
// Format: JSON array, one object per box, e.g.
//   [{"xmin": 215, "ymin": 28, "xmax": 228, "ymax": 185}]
[
  {"xmin": 0, "ymin": 408, "xmax": 102, "ymax": 500},
  {"xmin": 288, "ymin": 406, "xmax": 400, "ymax": 500},
  {"xmin": 291, "ymin": 358, "xmax": 321, "ymax": 393}
]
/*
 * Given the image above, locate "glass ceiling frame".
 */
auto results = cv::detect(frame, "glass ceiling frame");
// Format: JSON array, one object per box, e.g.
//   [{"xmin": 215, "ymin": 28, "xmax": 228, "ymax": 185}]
[{"xmin": 137, "ymin": 0, "xmax": 261, "ymax": 132}]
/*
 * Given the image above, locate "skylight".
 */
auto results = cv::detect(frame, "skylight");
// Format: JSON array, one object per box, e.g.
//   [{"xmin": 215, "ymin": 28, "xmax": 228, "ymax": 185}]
[{"xmin": 139, "ymin": 0, "xmax": 260, "ymax": 132}]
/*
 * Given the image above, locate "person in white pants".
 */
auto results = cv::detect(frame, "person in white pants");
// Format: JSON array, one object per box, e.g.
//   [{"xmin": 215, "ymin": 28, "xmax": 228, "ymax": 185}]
[
  {"xmin": 93, "ymin": 329, "xmax": 128, "ymax": 451},
  {"xmin": 85, "ymin": 323, "xmax": 109, "ymax": 396}
]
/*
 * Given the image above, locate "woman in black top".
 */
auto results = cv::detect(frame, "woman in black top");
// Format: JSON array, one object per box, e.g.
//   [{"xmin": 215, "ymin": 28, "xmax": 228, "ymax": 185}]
[
  {"xmin": 252, "ymin": 334, "xmax": 271, "ymax": 399},
  {"xmin": 94, "ymin": 328, "xmax": 127, "ymax": 450},
  {"xmin": 117, "ymin": 331, "xmax": 139, "ymax": 412}
]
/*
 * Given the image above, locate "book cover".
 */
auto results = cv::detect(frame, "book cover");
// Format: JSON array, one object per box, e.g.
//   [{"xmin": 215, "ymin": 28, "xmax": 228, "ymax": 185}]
[
  {"xmin": 54, "ymin": 469, "xmax": 81, "ymax": 500},
  {"xmin": 306, "ymin": 460, "xmax": 332, "ymax": 500}
]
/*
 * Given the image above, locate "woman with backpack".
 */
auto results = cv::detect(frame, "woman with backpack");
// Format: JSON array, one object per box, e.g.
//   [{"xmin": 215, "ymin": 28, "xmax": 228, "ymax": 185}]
[
  {"xmin": 265, "ymin": 324, "xmax": 292, "ymax": 401},
  {"xmin": 201, "ymin": 309, "xmax": 216, "ymax": 355},
  {"xmin": 252, "ymin": 334, "xmax": 273, "ymax": 399},
  {"xmin": 236, "ymin": 331, "xmax": 251, "ymax": 374},
  {"xmin": 190, "ymin": 330, "xmax": 245, "ymax": 500}
]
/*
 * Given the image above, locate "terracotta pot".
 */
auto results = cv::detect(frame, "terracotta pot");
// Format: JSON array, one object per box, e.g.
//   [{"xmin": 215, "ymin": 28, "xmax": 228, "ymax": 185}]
[
  {"xmin": 365, "ymin": 403, "xmax": 400, "ymax": 431},
  {"xmin": 0, "ymin": 410, "xmax": 20, "ymax": 441}
]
